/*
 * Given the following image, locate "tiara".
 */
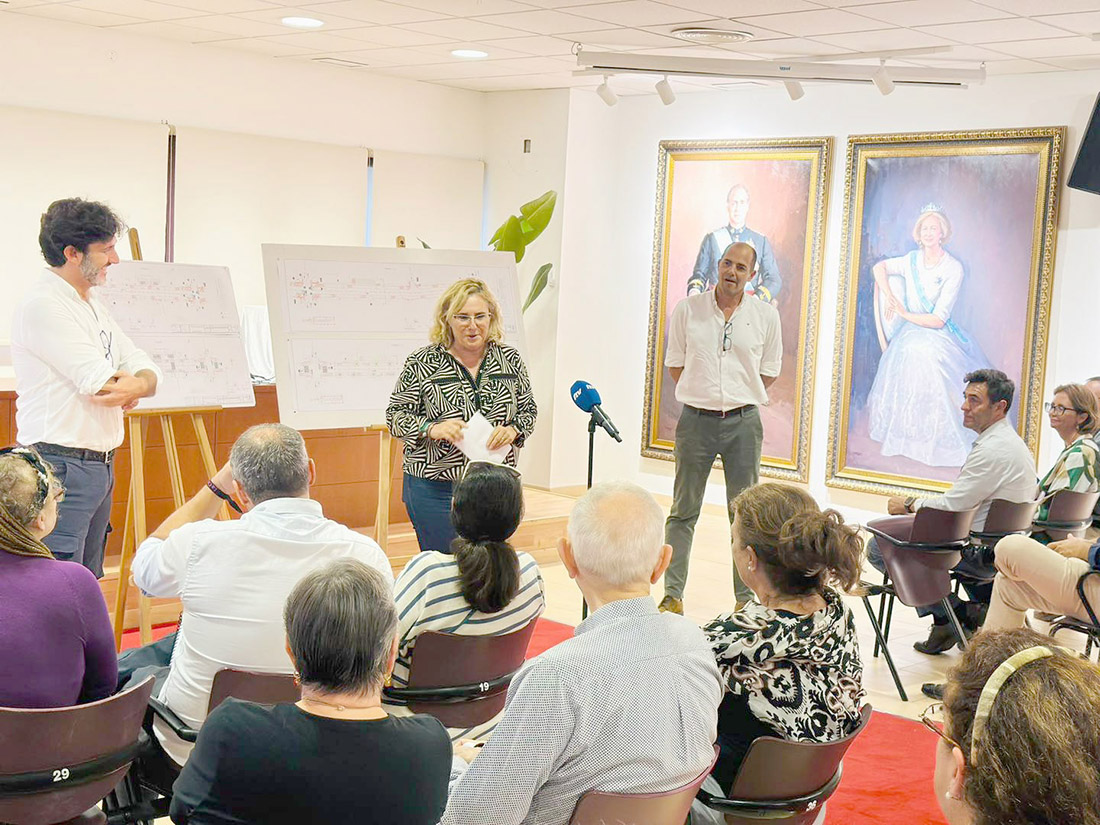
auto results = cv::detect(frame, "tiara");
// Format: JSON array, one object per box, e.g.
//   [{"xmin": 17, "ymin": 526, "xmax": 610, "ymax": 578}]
[{"xmin": 920, "ymin": 202, "xmax": 946, "ymax": 215}]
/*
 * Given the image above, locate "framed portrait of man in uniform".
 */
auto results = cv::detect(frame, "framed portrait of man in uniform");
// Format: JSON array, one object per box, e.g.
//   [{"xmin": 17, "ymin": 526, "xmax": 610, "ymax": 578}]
[
  {"xmin": 826, "ymin": 127, "xmax": 1064, "ymax": 495},
  {"xmin": 641, "ymin": 137, "xmax": 832, "ymax": 482}
]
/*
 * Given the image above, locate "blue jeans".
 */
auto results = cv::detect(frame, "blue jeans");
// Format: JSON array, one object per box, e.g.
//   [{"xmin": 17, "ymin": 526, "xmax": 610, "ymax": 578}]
[
  {"xmin": 38, "ymin": 451, "xmax": 115, "ymax": 579},
  {"xmin": 402, "ymin": 473, "xmax": 457, "ymax": 554}
]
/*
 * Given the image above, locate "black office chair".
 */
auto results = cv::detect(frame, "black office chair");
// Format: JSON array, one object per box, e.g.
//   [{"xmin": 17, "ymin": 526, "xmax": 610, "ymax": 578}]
[{"xmin": 1049, "ymin": 570, "xmax": 1100, "ymax": 660}]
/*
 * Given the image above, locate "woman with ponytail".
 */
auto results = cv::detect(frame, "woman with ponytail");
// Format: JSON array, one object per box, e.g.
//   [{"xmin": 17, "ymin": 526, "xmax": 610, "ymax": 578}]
[
  {"xmin": 387, "ymin": 462, "xmax": 544, "ymax": 740},
  {"xmin": 0, "ymin": 447, "xmax": 117, "ymax": 707},
  {"xmin": 703, "ymin": 483, "xmax": 865, "ymax": 790}
]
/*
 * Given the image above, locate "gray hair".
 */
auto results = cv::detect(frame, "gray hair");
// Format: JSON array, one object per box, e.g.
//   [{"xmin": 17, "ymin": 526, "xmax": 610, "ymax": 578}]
[
  {"xmin": 229, "ymin": 423, "xmax": 310, "ymax": 503},
  {"xmin": 567, "ymin": 481, "xmax": 665, "ymax": 587},
  {"xmin": 284, "ymin": 559, "xmax": 397, "ymax": 694}
]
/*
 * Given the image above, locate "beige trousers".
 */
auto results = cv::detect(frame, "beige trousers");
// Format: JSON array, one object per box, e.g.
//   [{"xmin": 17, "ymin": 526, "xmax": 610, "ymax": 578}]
[{"xmin": 985, "ymin": 534, "xmax": 1100, "ymax": 631}]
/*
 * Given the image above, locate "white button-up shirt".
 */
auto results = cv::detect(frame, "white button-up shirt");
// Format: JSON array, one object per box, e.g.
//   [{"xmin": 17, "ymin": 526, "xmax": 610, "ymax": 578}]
[
  {"xmin": 132, "ymin": 496, "xmax": 393, "ymax": 766},
  {"xmin": 11, "ymin": 269, "xmax": 162, "ymax": 451},
  {"xmin": 665, "ymin": 290, "xmax": 782, "ymax": 411},
  {"xmin": 916, "ymin": 416, "xmax": 1037, "ymax": 531}
]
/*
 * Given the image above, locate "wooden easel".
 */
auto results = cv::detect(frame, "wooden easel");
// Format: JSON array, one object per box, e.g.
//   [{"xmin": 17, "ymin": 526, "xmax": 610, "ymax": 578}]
[
  {"xmin": 111, "ymin": 407, "xmax": 226, "ymax": 650},
  {"xmin": 371, "ymin": 425, "xmax": 393, "ymax": 551}
]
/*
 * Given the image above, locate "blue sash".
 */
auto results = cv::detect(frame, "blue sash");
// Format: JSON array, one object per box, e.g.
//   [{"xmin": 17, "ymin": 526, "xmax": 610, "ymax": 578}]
[{"xmin": 907, "ymin": 251, "xmax": 968, "ymax": 344}]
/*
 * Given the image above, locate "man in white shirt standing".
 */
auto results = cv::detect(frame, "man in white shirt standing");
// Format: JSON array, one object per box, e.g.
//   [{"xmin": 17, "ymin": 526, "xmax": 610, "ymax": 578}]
[
  {"xmin": 122, "ymin": 423, "xmax": 392, "ymax": 777},
  {"xmin": 661, "ymin": 242, "xmax": 782, "ymax": 614},
  {"xmin": 11, "ymin": 198, "xmax": 162, "ymax": 578},
  {"xmin": 869, "ymin": 369, "xmax": 1037, "ymax": 658}
]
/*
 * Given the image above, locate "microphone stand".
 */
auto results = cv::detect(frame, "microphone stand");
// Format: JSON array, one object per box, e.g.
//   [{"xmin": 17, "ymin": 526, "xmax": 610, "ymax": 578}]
[{"xmin": 582, "ymin": 415, "xmax": 598, "ymax": 620}]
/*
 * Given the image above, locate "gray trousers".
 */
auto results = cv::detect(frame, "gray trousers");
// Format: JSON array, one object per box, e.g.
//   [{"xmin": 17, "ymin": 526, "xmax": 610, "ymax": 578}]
[
  {"xmin": 664, "ymin": 405, "xmax": 762, "ymax": 602},
  {"xmin": 37, "ymin": 451, "xmax": 114, "ymax": 579}
]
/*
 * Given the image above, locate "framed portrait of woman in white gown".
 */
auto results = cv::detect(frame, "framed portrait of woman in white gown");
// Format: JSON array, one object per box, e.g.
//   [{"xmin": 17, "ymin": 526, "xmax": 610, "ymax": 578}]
[{"xmin": 827, "ymin": 127, "xmax": 1064, "ymax": 495}]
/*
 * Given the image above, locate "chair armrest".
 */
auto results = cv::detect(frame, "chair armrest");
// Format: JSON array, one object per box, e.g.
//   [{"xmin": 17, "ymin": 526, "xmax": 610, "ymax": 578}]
[
  {"xmin": 696, "ymin": 767, "xmax": 842, "ymax": 815},
  {"xmin": 147, "ymin": 696, "xmax": 200, "ymax": 743},
  {"xmin": 383, "ymin": 672, "xmax": 513, "ymax": 704},
  {"xmin": 863, "ymin": 523, "xmax": 968, "ymax": 551}
]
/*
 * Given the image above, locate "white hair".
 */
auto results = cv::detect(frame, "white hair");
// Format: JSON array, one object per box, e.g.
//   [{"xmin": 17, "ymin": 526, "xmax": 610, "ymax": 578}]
[{"xmin": 567, "ymin": 481, "xmax": 664, "ymax": 587}]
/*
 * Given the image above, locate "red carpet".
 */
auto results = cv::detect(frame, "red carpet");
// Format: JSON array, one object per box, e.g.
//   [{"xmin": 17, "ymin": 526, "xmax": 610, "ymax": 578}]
[
  {"xmin": 525, "ymin": 618, "xmax": 946, "ymax": 825},
  {"xmin": 119, "ymin": 623, "xmax": 176, "ymax": 650}
]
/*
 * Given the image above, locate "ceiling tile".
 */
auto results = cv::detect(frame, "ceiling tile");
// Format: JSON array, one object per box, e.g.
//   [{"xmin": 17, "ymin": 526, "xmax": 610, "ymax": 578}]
[
  {"xmin": 1034, "ymin": 11, "xmax": 1100, "ymax": 36},
  {"xmin": 402, "ymin": 16, "xmax": 531, "ymax": 38},
  {"xmin": 982, "ymin": 57, "xmax": 1061, "ymax": 74},
  {"xmin": 178, "ymin": 14, "xmax": 288, "ymax": 35},
  {"xmin": 151, "ymin": 0, "xmax": 280, "ymax": 11},
  {"xmin": 720, "ymin": 36, "xmax": 860, "ymax": 57},
  {"xmin": 668, "ymin": 0, "xmax": 821, "ymax": 16},
  {"xmin": 396, "ymin": 0, "xmax": 533, "ymax": 14},
  {"xmin": 1043, "ymin": 54, "xmax": 1100, "ymax": 69},
  {"xmin": 564, "ymin": 1, "xmax": 710, "ymax": 27},
  {"xmin": 904, "ymin": 43, "xmax": 1016, "ymax": 61},
  {"xmin": 232, "ymin": 5, "xmax": 369, "ymax": 29},
  {"xmin": 211, "ymin": 38, "xmax": 319, "ymax": 56},
  {"xmin": 991, "ymin": 36, "xmax": 1100, "ymax": 58},
  {"xmin": 508, "ymin": 0, "xmax": 611, "ymax": 7},
  {"xmin": 320, "ymin": 45, "xmax": 452, "ymax": 64},
  {"xmin": 329, "ymin": 24, "xmax": 453, "ymax": 45},
  {"xmin": 915, "ymin": 17, "xmax": 1072, "ymax": 44},
  {"xmin": 13, "ymin": 4, "xmax": 145, "ymax": 25},
  {"xmin": 559, "ymin": 26, "xmax": 680, "ymax": 48},
  {"xmin": 731, "ymin": 8, "xmax": 890, "ymax": 37},
  {"xmin": 853, "ymin": 0, "xmax": 1009, "ymax": 27},
  {"xmin": 72, "ymin": 0, "xmax": 205, "ymax": 21},
  {"xmin": 260, "ymin": 30, "xmax": 376, "ymax": 49},
  {"xmin": 109, "ymin": 19, "xmax": 229, "ymax": 39},
  {"xmin": 478, "ymin": 34, "xmax": 577, "ymax": 54},
  {"xmin": 975, "ymin": 0, "xmax": 1100, "ymax": 13},
  {"xmin": 297, "ymin": 0, "xmax": 444, "ymax": 24},
  {"xmin": 473, "ymin": 9, "xmax": 611, "ymax": 34},
  {"xmin": 412, "ymin": 41, "xmax": 535, "ymax": 59},
  {"xmin": 810, "ymin": 28, "xmax": 956, "ymax": 52},
  {"xmin": 386, "ymin": 54, "xmax": 574, "ymax": 79}
]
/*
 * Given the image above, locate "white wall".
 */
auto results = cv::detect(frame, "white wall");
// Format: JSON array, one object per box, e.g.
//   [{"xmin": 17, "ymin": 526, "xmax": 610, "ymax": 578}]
[
  {"xmin": 483, "ymin": 90, "xmax": 572, "ymax": 488},
  {"xmin": 550, "ymin": 72, "xmax": 1100, "ymax": 523},
  {"xmin": 0, "ymin": 13, "xmax": 485, "ymax": 157}
]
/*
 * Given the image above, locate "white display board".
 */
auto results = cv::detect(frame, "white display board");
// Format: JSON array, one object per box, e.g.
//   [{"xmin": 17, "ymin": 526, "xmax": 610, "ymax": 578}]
[
  {"xmin": 261, "ymin": 244, "xmax": 526, "ymax": 431},
  {"xmin": 95, "ymin": 261, "xmax": 255, "ymax": 410}
]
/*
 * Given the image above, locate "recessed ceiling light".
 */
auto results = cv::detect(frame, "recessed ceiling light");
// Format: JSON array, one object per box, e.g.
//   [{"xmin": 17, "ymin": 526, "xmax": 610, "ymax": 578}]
[
  {"xmin": 671, "ymin": 27, "xmax": 754, "ymax": 45},
  {"xmin": 281, "ymin": 16, "xmax": 324, "ymax": 29},
  {"xmin": 451, "ymin": 49, "xmax": 489, "ymax": 59}
]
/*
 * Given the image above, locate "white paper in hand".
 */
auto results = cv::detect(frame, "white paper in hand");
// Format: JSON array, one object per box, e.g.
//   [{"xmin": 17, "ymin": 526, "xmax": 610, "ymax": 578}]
[{"xmin": 455, "ymin": 412, "xmax": 510, "ymax": 464}]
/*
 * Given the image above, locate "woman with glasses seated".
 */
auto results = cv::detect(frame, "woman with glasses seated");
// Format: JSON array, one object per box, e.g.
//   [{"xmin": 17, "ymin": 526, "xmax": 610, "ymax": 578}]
[
  {"xmin": 0, "ymin": 447, "xmax": 117, "ymax": 708},
  {"xmin": 386, "ymin": 278, "xmax": 537, "ymax": 554},
  {"xmin": 1034, "ymin": 383, "xmax": 1100, "ymax": 538},
  {"xmin": 385, "ymin": 462, "xmax": 544, "ymax": 741},
  {"xmin": 171, "ymin": 559, "xmax": 451, "ymax": 825},
  {"xmin": 927, "ymin": 627, "xmax": 1100, "ymax": 825}
]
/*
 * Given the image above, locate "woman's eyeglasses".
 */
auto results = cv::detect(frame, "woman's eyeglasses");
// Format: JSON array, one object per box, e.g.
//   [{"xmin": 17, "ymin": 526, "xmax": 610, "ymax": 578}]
[
  {"xmin": 1044, "ymin": 402, "xmax": 1081, "ymax": 417},
  {"xmin": 453, "ymin": 313, "xmax": 491, "ymax": 325},
  {"xmin": 920, "ymin": 702, "xmax": 962, "ymax": 754}
]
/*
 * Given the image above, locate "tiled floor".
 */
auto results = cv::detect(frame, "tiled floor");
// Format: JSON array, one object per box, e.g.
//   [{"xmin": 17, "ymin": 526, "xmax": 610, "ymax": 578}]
[{"xmin": 538, "ymin": 495, "xmax": 1088, "ymax": 723}]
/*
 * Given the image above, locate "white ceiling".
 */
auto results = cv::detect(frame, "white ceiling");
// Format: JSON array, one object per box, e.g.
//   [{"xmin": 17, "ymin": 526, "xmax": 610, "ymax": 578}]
[{"xmin": 5, "ymin": 0, "xmax": 1100, "ymax": 94}]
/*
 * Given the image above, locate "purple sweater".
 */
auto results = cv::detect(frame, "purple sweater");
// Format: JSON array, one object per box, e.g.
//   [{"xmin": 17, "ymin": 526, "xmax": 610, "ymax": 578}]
[{"xmin": 0, "ymin": 550, "xmax": 118, "ymax": 708}]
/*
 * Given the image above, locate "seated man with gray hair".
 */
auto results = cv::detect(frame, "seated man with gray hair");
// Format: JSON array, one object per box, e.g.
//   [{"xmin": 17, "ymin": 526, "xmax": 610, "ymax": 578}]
[
  {"xmin": 125, "ymin": 423, "xmax": 392, "ymax": 775},
  {"xmin": 441, "ymin": 481, "xmax": 722, "ymax": 825}
]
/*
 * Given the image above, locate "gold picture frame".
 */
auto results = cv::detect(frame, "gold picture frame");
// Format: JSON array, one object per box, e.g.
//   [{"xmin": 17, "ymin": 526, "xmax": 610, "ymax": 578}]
[
  {"xmin": 826, "ymin": 127, "xmax": 1065, "ymax": 496},
  {"xmin": 641, "ymin": 137, "xmax": 832, "ymax": 482}
]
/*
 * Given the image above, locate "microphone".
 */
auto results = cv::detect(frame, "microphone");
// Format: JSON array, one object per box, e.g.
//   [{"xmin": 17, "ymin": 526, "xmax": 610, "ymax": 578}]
[{"xmin": 571, "ymin": 380, "xmax": 623, "ymax": 442}]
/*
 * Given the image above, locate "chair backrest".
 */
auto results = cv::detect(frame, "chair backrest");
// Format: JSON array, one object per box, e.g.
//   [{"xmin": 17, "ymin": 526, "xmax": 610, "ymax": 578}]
[
  {"xmin": 568, "ymin": 747, "xmax": 718, "ymax": 825},
  {"xmin": 1037, "ymin": 490, "xmax": 1100, "ymax": 539},
  {"xmin": 403, "ymin": 620, "xmax": 538, "ymax": 727},
  {"xmin": 978, "ymin": 499, "xmax": 1040, "ymax": 538},
  {"xmin": 869, "ymin": 509, "xmax": 976, "ymax": 607},
  {"xmin": 0, "ymin": 676, "xmax": 155, "ymax": 825},
  {"xmin": 728, "ymin": 705, "xmax": 873, "ymax": 801},
  {"xmin": 207, "ymin": 669, "xmax": 300, "ymax": 714}
]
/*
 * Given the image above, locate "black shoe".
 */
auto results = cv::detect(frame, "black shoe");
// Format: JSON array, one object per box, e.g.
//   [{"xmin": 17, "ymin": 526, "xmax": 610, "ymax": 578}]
[
  {"xmin": 913, "ymin": 622, "xmax": 967, "ymax": 655},
  {"xmin": 964, "ymin": 601, "xmax": 989, "ymax": 631},
  {"xmin": 921, "ymin": 682, "xmax": 945, "ymax": 700}
]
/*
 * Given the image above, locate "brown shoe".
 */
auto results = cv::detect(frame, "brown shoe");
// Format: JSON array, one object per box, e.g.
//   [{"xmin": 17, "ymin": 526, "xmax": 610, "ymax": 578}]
[{"xmin": 658, "ymin": 596, "xmax": 684, "ymax": 615}]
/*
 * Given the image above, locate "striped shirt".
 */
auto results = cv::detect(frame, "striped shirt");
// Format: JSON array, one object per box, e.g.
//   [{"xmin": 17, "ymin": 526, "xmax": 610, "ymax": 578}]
[
  {"xmin": 386, "ymin": 550, "xmax": 545, "ymax": 740},
  {"xmin": 441, "ymin": 596, "xmax": 723, "ymax": 825}
]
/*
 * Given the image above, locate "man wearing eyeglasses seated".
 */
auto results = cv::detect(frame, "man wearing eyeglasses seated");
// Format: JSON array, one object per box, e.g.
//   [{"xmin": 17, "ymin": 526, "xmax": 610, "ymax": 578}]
[
  {"xmin": 660, "ymin": 241, "xmax": 781, "ymax": 616},
  {"xmin": 10, "ymin": 198, "xmax": 162, "ymax": 578}
]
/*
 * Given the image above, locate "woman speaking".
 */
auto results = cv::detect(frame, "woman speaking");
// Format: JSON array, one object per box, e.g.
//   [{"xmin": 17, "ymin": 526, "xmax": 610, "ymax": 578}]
[{"xmin": 386, "ymin": 278, "xmax": 536, "ymax": 553}]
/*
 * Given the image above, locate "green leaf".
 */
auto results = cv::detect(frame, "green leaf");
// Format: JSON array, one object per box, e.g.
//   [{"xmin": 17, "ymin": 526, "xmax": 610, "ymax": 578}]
[
  {"xmin": 518, "ymin": 190, "xmax": 557, "ymax": 245},
  {"xmin": 417, "ymin": 237, "xmax": 430, "ymax": 249},
  {"xmin": 522, "ymin": 262, "xmax": 552, "ymax": 312},
  {"xmin": 494, "ymin": 215, "xmax": 526, "ymax": 263}
]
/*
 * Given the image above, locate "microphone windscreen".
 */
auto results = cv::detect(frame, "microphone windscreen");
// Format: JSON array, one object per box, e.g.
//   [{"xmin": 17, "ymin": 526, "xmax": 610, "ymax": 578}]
[{"xmin": 570, "ymin": 380, "xmax": 602, "ymax": 412}]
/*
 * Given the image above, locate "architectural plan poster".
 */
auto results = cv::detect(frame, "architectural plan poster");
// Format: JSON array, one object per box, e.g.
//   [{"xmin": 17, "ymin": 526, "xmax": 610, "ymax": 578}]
[
  {"xmin": 96, "ymin": 261, "xmax": 255, "ymax": 410},
  {"xmin": 261, "ymin": 245, "xmax": 525, "ymax": 432}
]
